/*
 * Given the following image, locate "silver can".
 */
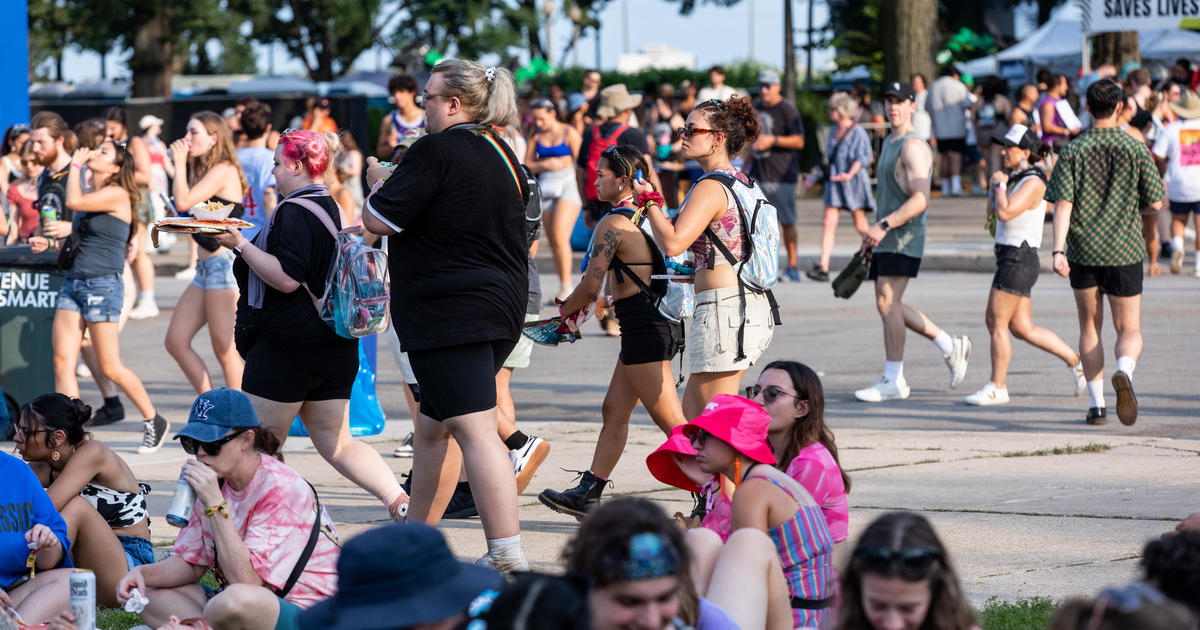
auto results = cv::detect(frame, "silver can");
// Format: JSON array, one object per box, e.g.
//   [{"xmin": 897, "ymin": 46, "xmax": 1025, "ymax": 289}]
[
  {"xmin": 166, "ymin": 473, "xmax": 195, "ymax": 528},
  {"xmin": 69, "ymin": 569, "xmax": 96, "ymax": 630}
]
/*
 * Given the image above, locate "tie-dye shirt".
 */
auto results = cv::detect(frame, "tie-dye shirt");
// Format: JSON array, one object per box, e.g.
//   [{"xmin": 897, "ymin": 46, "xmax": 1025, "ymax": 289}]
[
  {"xmin": 173, "ymin": 454, "xmax": 340, "ymax": 607},
  {"xmin": 785, "ymin": 442, "xmax": 849, "ymax": 543}
]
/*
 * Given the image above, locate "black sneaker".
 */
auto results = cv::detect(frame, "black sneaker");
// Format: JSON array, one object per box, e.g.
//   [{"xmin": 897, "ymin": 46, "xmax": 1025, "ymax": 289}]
[
  {"xmin": 1085, "ymin": 407, "xmax": 1108, "ymax": 425},
  {"xmin": 805, "ymin": 265, "xmax": 830, "ymax": 282},
  {"xmin": 538, "ymin": 470, "xmax": 610, "ymax": 522},
  {"xmin": 137, "ymin": 415, "xmax": 170, "ymax": 454},
  {"xmin": 444, "ymin": 482, "xmax": 478, "ymax": 519},
  {"xmin": 88, "ymin": 404, "xmax": 125, "ymax": 427}
]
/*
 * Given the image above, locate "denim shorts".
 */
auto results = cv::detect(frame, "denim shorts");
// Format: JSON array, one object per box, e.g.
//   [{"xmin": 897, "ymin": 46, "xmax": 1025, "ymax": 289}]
[
  {"xmin": 191, "ymin": 251, "xmax": 238, "ymax": 291},
  {"xmin": 118, "ymin": 534, "xmax": 155, "ymax": 569},
  {"xmin": 992, "ymin": 243, "xmax": 1041, "ymax": 298},
  {"xmin": 58, "ymin": 273, "xmax": 124, "ymax": 323}
]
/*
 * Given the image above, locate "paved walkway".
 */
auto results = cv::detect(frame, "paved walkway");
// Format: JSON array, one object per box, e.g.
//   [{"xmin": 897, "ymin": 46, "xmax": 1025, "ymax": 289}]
[{"xmin": 10, "ymin": 195, "xmax": 1200, "ymax": 606}]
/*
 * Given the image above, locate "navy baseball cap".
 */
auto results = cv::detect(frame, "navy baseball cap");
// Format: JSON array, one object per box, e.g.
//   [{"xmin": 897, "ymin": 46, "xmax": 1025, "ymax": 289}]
[
  {"xmin": 174, "ymin": 388, "xmax": 260, "ymax": 443},
  {"xmin": 883, "ymin": 81, "xmax": 916, "ymax": 101}
]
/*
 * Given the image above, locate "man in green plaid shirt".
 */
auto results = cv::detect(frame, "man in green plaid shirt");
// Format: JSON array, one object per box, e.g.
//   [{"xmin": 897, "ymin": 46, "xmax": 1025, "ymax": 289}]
[{"xmin": 1047, "ymin": 79, "xmax": 1165, "ymax": 427}]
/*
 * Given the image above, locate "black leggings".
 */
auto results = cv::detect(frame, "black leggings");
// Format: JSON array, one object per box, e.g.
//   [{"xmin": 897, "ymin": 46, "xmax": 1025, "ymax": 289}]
[{"xmin": 407, "ymin": 339, "xmax": 517, "ymax": 421}]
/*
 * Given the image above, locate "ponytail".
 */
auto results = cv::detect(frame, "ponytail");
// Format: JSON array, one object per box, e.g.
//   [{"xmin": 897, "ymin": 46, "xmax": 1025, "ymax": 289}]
[{"xmin": 432, "ymin": 59, "xmax": 519, "ymax": 128}]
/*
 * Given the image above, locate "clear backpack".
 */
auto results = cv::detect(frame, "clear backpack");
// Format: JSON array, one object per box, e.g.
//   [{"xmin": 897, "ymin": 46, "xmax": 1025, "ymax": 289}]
[
  {"xmin": 288, "ymin": 197, "xmax": 391, "ymax": 339},
  {"xmin": 700, "ymin": 171, "xmax": 780, "ymax": 292}
]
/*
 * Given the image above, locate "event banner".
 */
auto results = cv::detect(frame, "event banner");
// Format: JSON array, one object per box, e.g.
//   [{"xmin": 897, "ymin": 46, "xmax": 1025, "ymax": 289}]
[{"xmin": 1080, "ymin": 0, "xmax": 1200, "ymax": 32}]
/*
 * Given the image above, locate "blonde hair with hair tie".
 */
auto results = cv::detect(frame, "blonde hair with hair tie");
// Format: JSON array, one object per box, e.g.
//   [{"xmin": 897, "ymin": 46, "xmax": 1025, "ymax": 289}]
[{"xmin": 432, "ymin": 59, "xmax": 518, "ymax": 128}]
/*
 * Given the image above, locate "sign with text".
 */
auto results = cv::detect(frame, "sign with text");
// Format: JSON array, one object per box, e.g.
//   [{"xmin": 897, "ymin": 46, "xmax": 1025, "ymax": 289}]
[{"xmin": 1081, "ymin": 0, "xmax": 1200, "ymax": 33}]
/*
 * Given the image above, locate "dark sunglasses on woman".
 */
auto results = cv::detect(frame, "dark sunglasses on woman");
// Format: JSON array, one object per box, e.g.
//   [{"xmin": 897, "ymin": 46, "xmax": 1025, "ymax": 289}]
[{"xmin": 179, "ymin": 428, "xmax": 249, "ymax": 457}]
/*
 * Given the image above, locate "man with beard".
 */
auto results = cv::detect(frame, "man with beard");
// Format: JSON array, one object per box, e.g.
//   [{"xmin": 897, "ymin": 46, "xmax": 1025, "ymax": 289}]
[{"xmin": 30, "ymin": 111, "xmax": 75, "ymax": 242}]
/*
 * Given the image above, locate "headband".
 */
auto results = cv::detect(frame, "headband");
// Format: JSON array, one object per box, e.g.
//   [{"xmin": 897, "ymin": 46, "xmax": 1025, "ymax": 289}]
[{"xmin": 603, "ymin": 533, "xmax": 681, "ymax": 582}]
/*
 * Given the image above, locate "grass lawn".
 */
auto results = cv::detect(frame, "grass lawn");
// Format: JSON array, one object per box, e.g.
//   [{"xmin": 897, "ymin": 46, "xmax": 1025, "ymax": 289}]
[{"xmin": 95, "ymin": 595, "xmax": 1060, "ymax": 629}]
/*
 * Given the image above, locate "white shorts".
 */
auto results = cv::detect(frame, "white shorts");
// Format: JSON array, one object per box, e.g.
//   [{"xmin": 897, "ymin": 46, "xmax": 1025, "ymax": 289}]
[
  {"xmin": 538, "ymin": 168, "xmax": 582, "ymax": 211},
  {"xmin": 502, "ymin": 314, "xmax": 539, "ymax": 369},
  {"xmin": 688, "ymin": 285, "xmax": 774, "ymax": 374}
]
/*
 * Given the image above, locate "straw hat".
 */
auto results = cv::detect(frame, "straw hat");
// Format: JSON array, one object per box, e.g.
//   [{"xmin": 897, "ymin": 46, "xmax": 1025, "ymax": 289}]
[{"xmin": 1170, "ymin": 90, "xmax": 1200, "ymax": 120}]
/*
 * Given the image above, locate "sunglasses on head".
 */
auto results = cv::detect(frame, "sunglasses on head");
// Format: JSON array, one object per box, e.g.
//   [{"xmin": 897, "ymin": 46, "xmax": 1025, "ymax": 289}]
[
  {"xmin": 744, "ymin": 384, "xmax": 801, "ymax": 405},
  {"xmin": 602, "ymin": 144, "xmax": 631, "ymax": 177},
  {"xmin": 854, "ymin": 545, "xmax": 941, "ymax": 574},
  {"xmin": 180, "ymin": 428, "xmax": 249, "ymax": 456}
]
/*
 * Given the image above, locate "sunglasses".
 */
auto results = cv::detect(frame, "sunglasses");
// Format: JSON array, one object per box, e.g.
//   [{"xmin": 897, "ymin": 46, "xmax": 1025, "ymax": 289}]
[
  {"xmin": 180, "ymin": 428, "xmax": 248, "ymax": 457},
  {"xmin": 854, "ymin": 545, "xmax": 941, "ymax": 574},
  {"xmin": 676, "ymin": 125, "xmax": 717, "ymax": 140},
  {"xmin": 744, "ymin": 384, "xmax": 802, "ymax": 405},
  {"xmin": 688, "ymin": 428, "xmax": 713, "ymax": 449}
]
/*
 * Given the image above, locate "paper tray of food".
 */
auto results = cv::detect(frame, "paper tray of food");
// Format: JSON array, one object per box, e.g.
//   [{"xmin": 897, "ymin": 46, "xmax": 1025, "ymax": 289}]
[{"xmin": 151, "ymin": 217, "xmax": 254, "ymax": 248}]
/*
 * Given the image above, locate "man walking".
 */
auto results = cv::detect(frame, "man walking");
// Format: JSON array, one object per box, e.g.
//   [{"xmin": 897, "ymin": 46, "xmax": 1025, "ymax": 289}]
[
  {"xmin": 1151, "ymin": 89, "xmax": 1200, "ymax": 277},
  {"xmin": 1048, "ymin": 78, "xmax": 1165, "ymax": 426},
  {"xmin": 749, "ymin": 70, "xmax": 806, "ymax": 281},
  {"xmin": 855, "ymin": 82, "xmax": 971, "ymax": 403},
  {"xmin": 928, "ymin": 66, "xmax": 970, "ymax": 197}
]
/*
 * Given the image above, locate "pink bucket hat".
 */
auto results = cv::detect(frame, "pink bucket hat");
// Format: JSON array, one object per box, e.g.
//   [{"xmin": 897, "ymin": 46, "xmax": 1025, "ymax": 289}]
[
  {"xmin": 646, "ymin": 425, "xmax": 701, "ymax": 493},
  {"xmin": 681, "ymin": 394, "xmax": 777, "ymax": 465}
]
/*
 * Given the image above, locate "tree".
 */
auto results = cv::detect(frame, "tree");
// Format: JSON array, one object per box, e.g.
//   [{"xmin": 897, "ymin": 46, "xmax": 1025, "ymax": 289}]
[
  {"xmin": 880, "ymin": 0, "xmax": 936, "ymax": 84},
  {"xmin": 234, "ymin": 0, "xmax": 395, "ymax": 81},
  {"xmin": 27, "ymin": 0, "xmax": 72, "ymax": 81},
  {"xmin": 1091, "ymin": 31, "xmax": 1139, "ymax": 68}
]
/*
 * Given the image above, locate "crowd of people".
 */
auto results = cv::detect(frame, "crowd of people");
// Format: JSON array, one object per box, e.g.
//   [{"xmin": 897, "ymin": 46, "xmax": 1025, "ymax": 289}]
[{"xmin": 0, "ymin": 53, "xmax": 1197, "ymax": 630}]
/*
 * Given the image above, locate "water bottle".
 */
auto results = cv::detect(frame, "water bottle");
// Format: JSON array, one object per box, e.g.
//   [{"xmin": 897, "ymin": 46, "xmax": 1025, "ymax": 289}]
[{"xmin": 166, "ymin": 472, "xmax": 195, "ymax": 528}]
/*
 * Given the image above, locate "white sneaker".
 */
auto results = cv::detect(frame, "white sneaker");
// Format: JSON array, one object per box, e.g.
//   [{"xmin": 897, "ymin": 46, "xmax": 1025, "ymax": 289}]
[
  {"xmin": 965, "ymin": 382, "xmax": 1010, "ymax": 406},
  {"xmin": 392, "ymin": 432, "xmax": 414, "ymax": 458},
  {"xmin": 1070, "ymin": 361, "xmax": 1086, "ymax": 397},
  {"xmin": 1170, "ymin": 248, "xmax": 1185, "ymax": 274},
  {"xmin": 510, "ymin": 435, "xmax": 551, "ymax": 494},
  {"xmin": 75, "ymin": 359, "xmax": 92, "ymax": 379},
  {"xmin": 173, "ymin": 267, "xmax": 196, "ymax": 280},
  {"xmin": 945, "ymin": 335, "xmax": 972, "ymax": 389},
  {"xmin": 128, "ymin": 299, "xmax": 160, "ymax": 320},
  {"xmin": 476, "ymin": 549, "xmax": 529, "ymax": 574},
  {"xmin": 854, "ymin": 376, "xmax": 911, "ymax": 402},
  {"xmin": 1194, "ymin": 264, "xmax": 1200, "ymax": 278}
]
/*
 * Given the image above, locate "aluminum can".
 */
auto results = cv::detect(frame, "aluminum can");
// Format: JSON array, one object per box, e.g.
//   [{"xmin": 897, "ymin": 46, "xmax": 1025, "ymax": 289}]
[
  {"xmin": 166, "ymin": 472, "xmax": 195, "ymax": 528},
  {"xmin": 69, "ymin": 569, "xmax": 96, "ymax": 630}
]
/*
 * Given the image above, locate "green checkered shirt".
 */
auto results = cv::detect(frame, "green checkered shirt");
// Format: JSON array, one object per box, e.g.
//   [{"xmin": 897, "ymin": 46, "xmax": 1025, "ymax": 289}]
[{"xmin": 1045, "ymin": 127, "xmax": 1165, "ymax": 266}]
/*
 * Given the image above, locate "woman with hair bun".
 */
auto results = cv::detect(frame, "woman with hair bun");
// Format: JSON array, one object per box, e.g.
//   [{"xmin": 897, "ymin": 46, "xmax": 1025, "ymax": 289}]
[
  {"xmin": 13, "ymin": 393, "xmax": 152, "ymax": 607},
  {"xmin": 965, "ymin": 124, "xmax": 1085, "ymax": 408},
  {"xmin": 213, "ymin": 129, "xmax": 408, "ymax": 522},
  {"xmin": 633, "ymin": 96, "xmax": 776, "ymax": 419},
  {"xmin": 362, "ymin": 58, "xmax": 530, "ymax": 571}
]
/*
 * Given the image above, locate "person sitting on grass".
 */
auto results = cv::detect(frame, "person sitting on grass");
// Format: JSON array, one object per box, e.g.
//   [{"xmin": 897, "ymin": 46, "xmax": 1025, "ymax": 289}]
[
  {"xmin": 0, "ymin": 450, "xmax": 73, "ymax": 625},
  {"xmin": 116, "ymin": 388, "xmax": 339, "ymax": 630},
  {"xmin": 1050, "ymin": 583, "xmax": 1196, "ymax": 630}
]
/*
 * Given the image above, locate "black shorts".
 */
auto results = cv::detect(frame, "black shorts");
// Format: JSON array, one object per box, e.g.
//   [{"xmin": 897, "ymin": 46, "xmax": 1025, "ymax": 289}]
[
  {"xmin": 407, "ymin": 339, "xmax": 517, "ymax": 421},
  {"xmin": 1068, "ymin": 261, "xmax": 1143, "ymax": 297},
  {"xmin": 992, "ymin": 243, "xmax": 1040, "ymax": 298},
  {"xmin": 869, "ymin": 252, "xmax": 922, "ymax": 279},
  {"xmin": 613, "ymin": 293, "xmax": 684, "ymax": 365},
  {"xmin": 242, "ymin": 339, "xmax": 357, "ymax": 403},
  {"xmin": 1169, "ymin": 200, "xmax": 1200, "ymax": 216},
  {"xmin": 936, "ymin": 137, "xmax": 967, "ymax": 154}
]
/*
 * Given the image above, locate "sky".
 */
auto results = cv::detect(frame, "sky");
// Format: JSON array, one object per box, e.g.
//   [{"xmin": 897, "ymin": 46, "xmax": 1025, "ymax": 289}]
[{"xmin": 49, "ymin": 0, "xmax": 837, "ymax": 83}]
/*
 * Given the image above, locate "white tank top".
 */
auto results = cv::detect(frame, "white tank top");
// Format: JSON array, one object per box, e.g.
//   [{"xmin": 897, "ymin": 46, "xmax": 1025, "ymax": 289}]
[{"xmin": 995, "ymin": 175, "xmax": 1046, "ymax": 248}]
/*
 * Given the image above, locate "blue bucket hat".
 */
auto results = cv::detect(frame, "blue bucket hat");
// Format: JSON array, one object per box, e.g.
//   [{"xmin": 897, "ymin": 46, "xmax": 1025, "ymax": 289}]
[
  {"xmin": 298, "ymin": 523, "xmax": 503, "ymax": 630},
  {"xmin": 174, "ymin": 388, "xmax": 259, "ymax": 443}
]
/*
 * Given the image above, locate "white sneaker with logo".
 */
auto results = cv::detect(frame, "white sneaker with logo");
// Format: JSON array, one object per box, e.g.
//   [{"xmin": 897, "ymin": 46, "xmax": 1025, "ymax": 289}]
[
  {"xmin": 965, "ymin": 382, "xmax": 1010, "ymax": 406},
  {"xmin": 945, "ymin": 335, "xmax": 972, "ymax": 389},
  {"xmin": 854, "ymin": 376, "xmax": 911, "ymax": 402},
  {"xmin": 510, "ymin": 435, "xmax": 550, "ymax": 494},
  {"xmin": 1070, "ymin": 361, "xmax": 1086, "ymax": 397}
]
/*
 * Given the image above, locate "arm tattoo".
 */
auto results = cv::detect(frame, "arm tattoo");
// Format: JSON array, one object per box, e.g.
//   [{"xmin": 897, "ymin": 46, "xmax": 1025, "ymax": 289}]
[{"xmin": 586, "ymin": 228, "xmax": 620, "ymax": 281}]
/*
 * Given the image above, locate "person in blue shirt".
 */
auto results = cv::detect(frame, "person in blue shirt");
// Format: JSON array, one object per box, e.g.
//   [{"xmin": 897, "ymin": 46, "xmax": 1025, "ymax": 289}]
[{"xmin": 0, "ymin": 450, "xmax": 73, "ymax": 624}]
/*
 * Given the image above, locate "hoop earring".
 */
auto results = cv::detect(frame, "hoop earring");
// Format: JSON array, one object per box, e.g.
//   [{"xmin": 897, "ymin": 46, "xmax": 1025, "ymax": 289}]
[{"xmin": 51, "ymin": 450, "xmax": 60, "ymax": 462}]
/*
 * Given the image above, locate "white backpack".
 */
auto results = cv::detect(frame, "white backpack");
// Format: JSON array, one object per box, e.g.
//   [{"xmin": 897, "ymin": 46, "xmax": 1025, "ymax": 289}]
[{"xmin": 698, "ymin": 172, "xmax": 783, "ymax": 360}]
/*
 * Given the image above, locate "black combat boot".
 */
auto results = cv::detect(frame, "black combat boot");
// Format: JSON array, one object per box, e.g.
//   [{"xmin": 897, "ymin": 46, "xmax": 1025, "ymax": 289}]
[{"xmin": 538, "ymin": 470, "xmax": 609, "ymax": 521}]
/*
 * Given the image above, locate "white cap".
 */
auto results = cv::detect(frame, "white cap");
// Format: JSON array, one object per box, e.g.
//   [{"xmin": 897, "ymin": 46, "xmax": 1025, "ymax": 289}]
[{"xmin": 138, "ymin": 115, "xmax": 164, "ymax": 130}]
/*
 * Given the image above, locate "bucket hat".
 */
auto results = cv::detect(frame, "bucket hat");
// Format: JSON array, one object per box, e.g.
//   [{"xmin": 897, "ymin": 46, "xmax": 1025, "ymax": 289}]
[
  {"xmin": 174, "ymin": 388, "xmax": 259, "ymax": 443},
  {"xmin": 680, "ymin": 394, "xmax": 777, "ymax": 465},
  {"xmin": 1170, "ymin": 90, "xmax": 1200, "ymax": 120},
  {"xmin": 646, "ymin": 425, "xmax": 701, "ymax": 493},
  {"xmin": 595, "ymin": 84, "xmax": 642, "ymax": 119},
  {"xmin": 298, "ymin": 522, "xmax": 503, "ymax": 630}
]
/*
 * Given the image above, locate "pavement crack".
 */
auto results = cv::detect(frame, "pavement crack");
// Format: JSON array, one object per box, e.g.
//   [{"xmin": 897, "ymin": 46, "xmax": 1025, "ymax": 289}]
[{"xmin": 852, "ymin": 505, "xmax": 1180, "ymax": 521}]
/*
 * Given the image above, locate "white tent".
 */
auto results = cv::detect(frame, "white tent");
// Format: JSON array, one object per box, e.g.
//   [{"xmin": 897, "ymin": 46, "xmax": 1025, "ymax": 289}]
[{"xmin": 956, "ymin": 3, "xmax": 1200, "ymax": 80}]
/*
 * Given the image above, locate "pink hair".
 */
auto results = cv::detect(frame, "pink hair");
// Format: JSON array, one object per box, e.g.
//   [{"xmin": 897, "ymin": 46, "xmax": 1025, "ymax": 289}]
[{"xmin": 279, "ymin": 129, "xmax": 331, "ymax": 179}]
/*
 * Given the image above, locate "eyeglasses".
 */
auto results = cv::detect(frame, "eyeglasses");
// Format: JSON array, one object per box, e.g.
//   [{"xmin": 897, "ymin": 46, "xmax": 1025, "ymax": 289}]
[
  {"xmin": 416, "ymin": 92, "xmax": 450, "ymax": 108},
  {"xmin": 688, "ymin": 428, "xmax": 713, "ymax": 449},
  {"xmin": 853, "ymin": 545, "xmax": 941, "ymax": 575},
  {"xmin": 676, "ymin": 126, "xmax": 717, "ymax": 140},
  {"xmin": 602, "ymin": 145, "xmax": 631, "ymax": 177},
  {"xmin": 14, "ymin": 425, "xmax": 49, "ymax": 440},
  {"xmin": 744, "ymin": 385, "xmax": 802, "ymax": 405},
  {"xmin": 180, "ymin": 428, "xmax": 249, "ymax": 457}
]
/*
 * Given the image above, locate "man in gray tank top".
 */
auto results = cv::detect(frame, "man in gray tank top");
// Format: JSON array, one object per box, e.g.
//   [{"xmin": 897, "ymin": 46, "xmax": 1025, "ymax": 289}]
[{"xmin": 854, "ymin": 82, "xmax": 973, "ymax": 403}]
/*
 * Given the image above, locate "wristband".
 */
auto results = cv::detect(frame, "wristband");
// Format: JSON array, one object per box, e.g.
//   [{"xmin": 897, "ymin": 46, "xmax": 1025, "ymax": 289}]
[
  {"xmin": 233, "ymin": 239, "xmax": 249, "ymax": 255},
  {"xmin": 72, "ymin": 163, "xmax": 85, "ymax": 171},
  {"xmin": 637, "ymin": 190, "xmax": 665, "ymax": 209},
  {"xmin": 1052, "ymin": 250, "xmax": 1065, "ymax": 256},
  {"xmin": 879, "ymin": 219, "xmax": 891, "ymax": 231},
  {"xmin": 205, "ymin": 502, "xmax": 231, "ymax": 519}
]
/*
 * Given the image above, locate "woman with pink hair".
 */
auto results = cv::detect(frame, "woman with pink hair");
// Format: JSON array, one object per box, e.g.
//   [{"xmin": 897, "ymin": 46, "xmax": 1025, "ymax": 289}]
[{"xmin": 213, "ymin": 129, "xmax": 407, "ymax": 520}]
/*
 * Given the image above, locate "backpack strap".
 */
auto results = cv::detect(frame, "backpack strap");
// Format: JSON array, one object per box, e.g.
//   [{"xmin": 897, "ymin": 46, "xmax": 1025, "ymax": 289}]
[
  {"xmin": 272, "ymin": 481, "xmax": 333, "ymax": 599},
  {"xmin": 279, "ymin": 195, "xmax": 340, "ymax": 309},
  {"xmin": 479, "ymin": 127, "xmax": 529, "ymax": 204}
]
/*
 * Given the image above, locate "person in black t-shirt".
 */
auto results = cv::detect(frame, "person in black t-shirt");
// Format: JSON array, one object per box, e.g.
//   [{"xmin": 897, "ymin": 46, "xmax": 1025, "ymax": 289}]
[
  {"xmin": 363, "ymin": 59, "xmax": 529, "ymax": 573},
  {"xmin": 213, "ymin": 129, "xmax": 409, "ymax": 523},
  {"xmin": 29, "ymin": 111, "xmax": 75, "ymax": 241}
]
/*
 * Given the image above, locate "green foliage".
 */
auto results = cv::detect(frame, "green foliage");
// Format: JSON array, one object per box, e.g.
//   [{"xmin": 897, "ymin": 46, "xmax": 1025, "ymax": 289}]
[
  {"xmin": 530, "ymin": 60, "xmax": 774, "ymax": 93},
  {"xmin": 662, "ymin": 0, "xmax": 744, "ymax": 15},
  {"xmin": 231, "ymin": 0, "xmax": 389, "ymax": 81},
  {"xmin": 391, "ymin": 0, "xmax": 541, "ymax": 63},
  {"xmin": 976, "ymin": 596, "xmax": 1058, "ymax": 630}
]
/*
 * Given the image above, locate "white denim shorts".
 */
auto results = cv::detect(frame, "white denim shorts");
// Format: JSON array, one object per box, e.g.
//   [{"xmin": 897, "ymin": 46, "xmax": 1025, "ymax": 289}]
[{"xmin": 688, "ymin": 285, "xmax": 774, "ymax": 373}]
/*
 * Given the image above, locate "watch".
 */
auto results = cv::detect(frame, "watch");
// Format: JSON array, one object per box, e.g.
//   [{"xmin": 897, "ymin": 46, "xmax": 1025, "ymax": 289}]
[{"xmin": 879, "ymin": 219, "xmax": 891, "ymax": 231}]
